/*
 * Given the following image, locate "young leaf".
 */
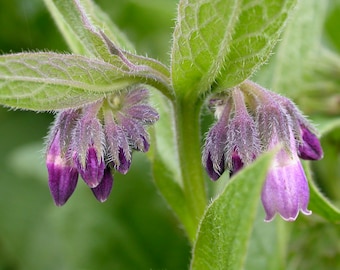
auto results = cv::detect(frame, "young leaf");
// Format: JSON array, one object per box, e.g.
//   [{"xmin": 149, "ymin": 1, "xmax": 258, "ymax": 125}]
[
  {"xmin": 171, "ymin": 0, "xmax": 241, "ymax": 98},
  {"xmin": 0, "ymin": 53, "xmax": 137, "ymax": 110},
  {"xmin": 171, "ymin": 0, "xmax": 297, "ymax": 98},
  {"xmin": 215, "ymin": 0, "xmax": 297, "ymax": 91},
  {"xmin": 43, "ymin": 0, "xmax": 109, "ymax": 58},
  {"xmin": 308, "ymin": 175, "xmax": 340, "ymax": 223},
  {"xmin": 190, "ymin": 149, "xmax": 276, "ymax": 270},
  {"xmin": 256, "ymin": 0, "xmax": 328, "ymax": 98}
]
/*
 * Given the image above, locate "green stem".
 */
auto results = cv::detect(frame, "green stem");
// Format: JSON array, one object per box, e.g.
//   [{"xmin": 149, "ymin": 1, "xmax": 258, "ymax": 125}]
[{"xmin": 174, "ymin": 96, "xmax": 207, "ymax": 241}]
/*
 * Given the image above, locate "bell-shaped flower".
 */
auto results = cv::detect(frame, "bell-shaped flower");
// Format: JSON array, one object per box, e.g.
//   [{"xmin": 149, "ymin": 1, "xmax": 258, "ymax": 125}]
[{"xmin": 261, "ymin": 146, "xmax": 311, "ymax": 222}]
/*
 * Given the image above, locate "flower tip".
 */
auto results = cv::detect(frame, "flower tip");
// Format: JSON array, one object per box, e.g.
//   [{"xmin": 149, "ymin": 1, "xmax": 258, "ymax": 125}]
[
  {"xmin": 204, "ymin": 153, "xmax": 224, "ymax": 181},
  {"xmin": 91, "ymin": 167, "xmax": 113, "ymax": 202},
  {"xmin": 75, "ymin": 147, "xmax": 105, "ymax": 188},
  {"xmin": 47, "ymin": 163, "xmax": 79, "ymax": 206},
  {"xmin": 298, "ymin": 126, "xmax": 323, "ymax": 160}
]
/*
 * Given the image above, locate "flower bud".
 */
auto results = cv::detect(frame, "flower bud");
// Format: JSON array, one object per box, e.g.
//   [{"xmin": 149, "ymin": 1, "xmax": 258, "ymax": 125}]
[
  {"xmin": 298, "ymin": 125, "xmax": 323, "ymax": 160},
  {"xmin": 104, "ymin": 111, "xmax": 132, "ymax": 174},
  {"xmin": 91, "ymin": 167, "xmax": 114, "ymax": 202},
  {"xmin": 46, "ymin": 131, "xmax": 78, "ymax": 206},
  {"xmin": 72, "ymin": 113, "xmax": 105, "ymax": 188}
]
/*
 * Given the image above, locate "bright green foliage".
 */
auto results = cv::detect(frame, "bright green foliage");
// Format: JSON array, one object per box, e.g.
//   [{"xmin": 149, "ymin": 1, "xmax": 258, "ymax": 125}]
[
  {"xmin": 0, "ymin": 0, "xmax": 339, "ymax": 269},
  {"xmin": 0, "ymin": 53, "xmax": 135, "ymax": 110},
  {"xmin": 171, "ymin": 0, "xmax": 297, "ymax": 98}
]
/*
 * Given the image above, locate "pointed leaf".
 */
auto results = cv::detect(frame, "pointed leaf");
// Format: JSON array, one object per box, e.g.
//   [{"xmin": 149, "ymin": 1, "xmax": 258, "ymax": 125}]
[
  {"xmin": 256, "ymin": 0, "xmax": 328, "ymax": 98},
  {"xmin": 171, "ymin": 0, "xmax": 297, "ymax": 98},
  {"xmin": 190, "ymin": 149, "xmax": 276, "ymax": 270},
  {"xmin": 171, "ymin": 0, "xmax": 241, "ymax": 97},
  {"xmin": 43, "ymin": 0, "xmax": 110, "ymax": 57},
  {"xmin": 0, "ymin": 53, "xmax": 137, "ymax": 110},
  {"xmin": 216, "ymin": 0, "xmax": 297, "ymax": 90}
]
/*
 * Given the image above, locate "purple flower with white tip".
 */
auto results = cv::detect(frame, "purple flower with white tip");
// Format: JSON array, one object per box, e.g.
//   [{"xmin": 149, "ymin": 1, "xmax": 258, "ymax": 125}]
[
  {"xmin": 202, "ymin": 80, "xmax": 323, "ymax": 222},
  {"xmin": 45, "ymin": 86, "xmax": 159, "ymax": 205}
]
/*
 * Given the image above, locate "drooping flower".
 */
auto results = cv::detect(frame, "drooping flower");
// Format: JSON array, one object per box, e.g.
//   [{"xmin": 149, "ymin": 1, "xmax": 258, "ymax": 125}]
[
  {"xmin": 45, "ymin": 86, "xmax": 159, "ymax": 206},
  {"xmin": 202, "ymin": 80, "xmax": 323, "ymax": 222},
  {"xmin": 261, "ymin": 129, "xmax": 311, "ymax": 222}
]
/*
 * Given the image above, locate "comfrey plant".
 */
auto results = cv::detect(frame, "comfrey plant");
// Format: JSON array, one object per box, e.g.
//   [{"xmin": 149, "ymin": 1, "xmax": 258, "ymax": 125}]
[
  {"xmin": 203, "ymin": 81, "xmax": 323, "ymax": 221},
  {"xmin": 1, "ymin": 0, "xmax": 339, "ymax": 268},
  {"xmin": 46, "ymin": 87, "xmax": 158, "ymax": 205}
]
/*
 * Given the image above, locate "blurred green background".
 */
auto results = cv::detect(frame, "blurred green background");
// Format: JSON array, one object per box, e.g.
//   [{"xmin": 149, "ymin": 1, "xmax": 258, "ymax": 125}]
[
  {"xmin": 0, "ymin": 0, "xmax": 192, "ymax": 269},
  {"xmin": 1, "ymin": 0, "xmax": 340, "ymax": 269}
]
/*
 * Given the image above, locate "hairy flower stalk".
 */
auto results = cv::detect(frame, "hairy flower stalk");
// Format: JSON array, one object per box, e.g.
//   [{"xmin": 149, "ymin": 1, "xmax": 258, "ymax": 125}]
[
  {"xmin": 202, "ymin": 80, "xmax": 323, "ymax": 221},
  {"xmin": 46, "ymin": 86, "xmax": 159, "ymax": 206}
]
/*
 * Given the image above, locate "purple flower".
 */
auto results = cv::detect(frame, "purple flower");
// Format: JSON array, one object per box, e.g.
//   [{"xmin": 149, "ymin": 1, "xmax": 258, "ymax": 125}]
[
  {"xmin": 91, "ymin": 167, "xmax": 114, "ymax": 202},
  {"xmin": 203, "ymin": 81, "xmax": 323, "ymax": 222},
  {"xmin": 46, "ymin": 130, "xmax": 78, "ymax": 206},
  {"xmin": 45, "ymin": 86, "xmax": 159, "ymax": 205},
  {"xmin": 202, "ymin": 101, "xmax": 230, "ymax": 180},
  {"xmin": 262, "ymin": 148, "xmax": 311, "ymax": 222},
  {"xmin": 229, "ymin": 151, "xmax": 244, "ymax": 177},
  {"xmin": 71, "ymin": 111, "xmax": 105, "ymax": 188},
  {"xmin": 298, "ymin": 125, "xmax": 323, "ymax": 160}
]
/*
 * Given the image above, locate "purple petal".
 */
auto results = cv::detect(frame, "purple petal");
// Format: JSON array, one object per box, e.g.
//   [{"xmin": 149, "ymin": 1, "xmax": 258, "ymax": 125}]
[
  {"xmin": 298, "ymin": 126, "xmax": 323, "ymax": 160},
  {"xmin": 74, "ymin": 147, "xmax": 105, "ymax": 188},
  {"xmin": 115, "ymin": 147, "xmax": 131, "ymax": 174},
  {"xmin": 119, "ymin": 116, "xmax": 150, "ymax": 152},
  {"xmin": 261, "ymin": 153, "xmax": 311, "ymax": 222},
  {"xmin": 91, "ymin": 167, "xmax": 114, "ymax": 202},
  {"xmin": 104, "ymin": 116, "xmax": 132, "ymax": 174},
  {"xmin": 229, "ymin": 152, "xmax": 244, "ymax": 177},
  {"xmin": 205, "ymin": 152, "xmax": 225, "ymax": 181},
  {"xmin": 124, "ymin": 88, "xmax": 149, "ymax": 105},
  {"xmin": 126, "ymin": 104, "xmax": 159, "ymax": 124},
  {"xmin": 202, "ymin": 124, "xmax": 227, "ymax": 180},
  {"xmin": 46, "ymin": 131, "xmax": 78, "ymax": 206}
]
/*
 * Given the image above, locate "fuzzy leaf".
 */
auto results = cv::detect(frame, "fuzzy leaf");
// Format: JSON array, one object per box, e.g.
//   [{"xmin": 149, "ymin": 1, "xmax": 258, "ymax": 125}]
[
  {"xmin": 0, "ymin": 53, "xmax": 137, "ymax": 110},
  {"xmin": 190, "ymin": 149, "xmax": 276, "ymax": 270},
  {"xmin": 256, "ymin": 0, "xmax": 328, "ymax": 99},
  {"xmin": 43, "ymin": 0, "xmax": 110, "ymax": 58},
  {"xmin": 171, "ymin": 0, "xmax": 297, "ymax": 98},
  {"xmin": 216, "ymin": 0, "xmax": 297, "ymax": 90}
]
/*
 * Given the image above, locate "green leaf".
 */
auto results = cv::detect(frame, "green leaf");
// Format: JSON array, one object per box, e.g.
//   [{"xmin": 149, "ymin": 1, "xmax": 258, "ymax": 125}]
[
  {"xmin": 171, "ymin": 0, "xmax": 241, "ymax": 98},
  {"xmin": 78, "ymin": 0, "xmax": 134, "ymax": 51},
  {"xmin": 190, "ymin": 149, "xmax": 276, "ymax": 270},
  {"xmin": 244, "ymin": 203, "xmax": 286, "ymax": 270},
  {"xmin": 215, "ymin": 0, "xmax": 297, "ymax": 91},
  {"xmin": 44, "ymin": 0, "xmax": 174, "ymax": 100},
  {"xmin": 256, "ymin": 0, "xmax": 328, "ymax": 100},
  {"xmin": 308, "ymin": 175, "xmax": 340, "ymax": 223},
  {"xmin": 43, "ymin": 0, "xmax": 109, "ymax": 58},
  {"xmin": 0, "ymin": 53, "xmax": 136, "ymax": 110},
  {"xmin": 171, "ymin": 0, "xmax": 297, "ymax": 98}
]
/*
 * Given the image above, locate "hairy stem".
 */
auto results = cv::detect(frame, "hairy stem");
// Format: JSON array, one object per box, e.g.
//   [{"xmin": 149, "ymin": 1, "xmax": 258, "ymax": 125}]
[{"xmin": 174, "ymin": 96, "xmax": 207, "ymax": 242}]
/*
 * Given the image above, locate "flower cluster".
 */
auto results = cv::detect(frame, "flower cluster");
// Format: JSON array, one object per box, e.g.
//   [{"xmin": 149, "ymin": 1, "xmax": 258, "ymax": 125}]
[
  {"xmin": 202, "ymin": 80, "xmax": 323, "ymax": 222},
  {"xmin": 46, "ymin": 86, "xmax": 159, "ymax": 206}
]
